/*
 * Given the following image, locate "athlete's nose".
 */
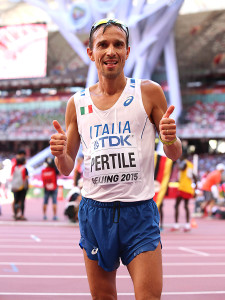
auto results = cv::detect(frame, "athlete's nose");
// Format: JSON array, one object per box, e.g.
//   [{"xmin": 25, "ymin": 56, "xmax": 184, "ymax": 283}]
[{"xmin": 106, "ymin": 44, "xmax": 116, "ymax": 56}]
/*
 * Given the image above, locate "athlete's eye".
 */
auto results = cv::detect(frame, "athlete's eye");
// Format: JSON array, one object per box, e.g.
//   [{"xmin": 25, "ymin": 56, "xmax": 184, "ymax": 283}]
[
  {"xmin": 115, "ymin": 41, "xmax": 124, "ymax": 47},
  {"xmin": 99, "ymin": 42, "xmax": 107, "ymax": 48}
]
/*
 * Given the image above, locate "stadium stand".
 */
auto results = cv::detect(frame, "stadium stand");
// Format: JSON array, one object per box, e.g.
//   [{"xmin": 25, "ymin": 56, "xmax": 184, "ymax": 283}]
[{"xmin": 177, "ymin": 90, "xmax": 225, "ymax": 138}]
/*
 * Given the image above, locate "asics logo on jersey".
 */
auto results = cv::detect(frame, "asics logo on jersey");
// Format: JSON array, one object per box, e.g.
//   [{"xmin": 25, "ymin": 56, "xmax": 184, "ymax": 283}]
[
  {"xmin": 91, "ymin": 248, "xmax": 98, "ymax": 255},
  {"xmin": 124, "ymin": 96, "xmax": 134, "ymax": 107}
]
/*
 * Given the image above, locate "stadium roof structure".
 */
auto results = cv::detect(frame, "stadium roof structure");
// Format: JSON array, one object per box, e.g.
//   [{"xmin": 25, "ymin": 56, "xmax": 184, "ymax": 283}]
[
  {"xmin": 175, "ymin": 10, "xmax": 225, "ymax": 85},
  {"xmin": 1, "ymin": 0, "xmax": 225, "ymax": 26},
  {"xmin": 0, "ymin": 0, "xmax": 225, "ymax": 88}
]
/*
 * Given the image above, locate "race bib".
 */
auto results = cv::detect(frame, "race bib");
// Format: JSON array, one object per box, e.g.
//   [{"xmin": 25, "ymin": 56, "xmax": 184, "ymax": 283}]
[{"xmin": 89, "ymin": 133, "xmax": 141, "ymax": 185}]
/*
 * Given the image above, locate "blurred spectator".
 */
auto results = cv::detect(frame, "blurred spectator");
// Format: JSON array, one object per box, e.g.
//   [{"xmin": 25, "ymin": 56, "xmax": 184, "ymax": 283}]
[
  {"xmin": 0, "ymin": 161, "xmax": 3, "ymax": 215},
  {"xmin": 73, "ymin": 155, "xmax": 84, "ymax": 187},
  {"xmin": 0, "ymin": 99, "xmax": 67, "ymax": 140},
  {"xmin": 41, "ymin": 157, "xmax": 59, "ymax": 221},
  {"xmin": 64, "ymin": 178, "xmax": 83, "ymax": 223},
  {"xmin": 193, "ymin": 170, "xmax": 210, "ymax": 216},
  {"xmin": 171, "ymin": 154, "xmax": 196, "ymax": 232},
  {"xmin": 11, "ymin": 149, "xmax": 26, "ymax": 175},
  {"xmin": 11, "ymin": 155, "xmax": 29, "ymax": 220},
  {"xmin": 211, "ymin": 183, "xmax": 225, "ymax": 219},
  {"xmin": 177, "ymin": 99, "xmax": 225, "ymax": 138},
  {"xmin": 201, "ymin": 163, "xmax": 225, "ymax": 217}
]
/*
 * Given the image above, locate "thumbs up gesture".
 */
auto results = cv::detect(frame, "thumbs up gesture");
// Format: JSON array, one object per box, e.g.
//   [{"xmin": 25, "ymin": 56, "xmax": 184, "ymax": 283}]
[
  {"xmin": 159, "ymin": 105, "xmax": 177, "ymax": 143},
  {"xmin": 50, "ymin": 120, "xmax": 67, "ymax": 158}
]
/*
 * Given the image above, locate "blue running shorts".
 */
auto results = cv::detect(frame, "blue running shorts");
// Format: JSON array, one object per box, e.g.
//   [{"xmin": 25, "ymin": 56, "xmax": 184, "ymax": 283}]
[{"xmin": 78, "ymin": 197, "xmax": 161, "ymax": 272}]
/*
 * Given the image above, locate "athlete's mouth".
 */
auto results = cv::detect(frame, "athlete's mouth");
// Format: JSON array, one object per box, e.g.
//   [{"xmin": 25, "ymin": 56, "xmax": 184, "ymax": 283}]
[{"xmin": 104, "ymin": 61, "xmax": 118, "ymax": 65}]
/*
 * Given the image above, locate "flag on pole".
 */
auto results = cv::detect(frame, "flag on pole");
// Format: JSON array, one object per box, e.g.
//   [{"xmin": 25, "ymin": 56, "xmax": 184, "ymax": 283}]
[{"xmin": 153, "ymin": 152, "xmax": 174, "ymax": 208}]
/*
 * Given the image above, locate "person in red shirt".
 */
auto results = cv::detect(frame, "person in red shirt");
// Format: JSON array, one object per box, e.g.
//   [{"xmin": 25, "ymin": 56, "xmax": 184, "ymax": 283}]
[
  {"xmin": 202, "ymin": 163, "xmax": 225, "ymax": 216},
  {"xmin": 11, "ymin": 149, "xmax": 26, "ymax": 175},
  {"xmin": 12, "ymin": 156, "xmax": 29, "ymax": 220},
  {"xmin": 41, "ymin": 157, "xmax": 59, "ymax": 221}
]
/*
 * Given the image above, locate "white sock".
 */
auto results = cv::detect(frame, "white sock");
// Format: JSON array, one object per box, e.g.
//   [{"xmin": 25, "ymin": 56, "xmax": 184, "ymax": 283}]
[
  {"xmin": 173, "ymin": 223, "xmax": 180, "ymax": 229},
  {"xmin": 185, "ymin": 223, "xmax": 190, "ymax": 229}
]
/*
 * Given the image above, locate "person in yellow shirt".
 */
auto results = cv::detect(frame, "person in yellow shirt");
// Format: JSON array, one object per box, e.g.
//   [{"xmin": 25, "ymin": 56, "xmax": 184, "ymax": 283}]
[{"xmin": 171, "ymin": 154, "xmax": 196, "ymax": 232}]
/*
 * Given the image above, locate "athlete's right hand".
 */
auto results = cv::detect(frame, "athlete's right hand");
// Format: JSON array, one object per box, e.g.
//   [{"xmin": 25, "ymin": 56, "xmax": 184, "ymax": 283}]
[{"xmin": 50, "ymin": 120, "xmax": 67, "ymax": 158}]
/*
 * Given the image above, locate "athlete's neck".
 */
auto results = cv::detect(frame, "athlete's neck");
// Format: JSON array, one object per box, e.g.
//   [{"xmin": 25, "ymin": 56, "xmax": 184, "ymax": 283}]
[{"xmin": 97, "ymin": 75, "xmax": 127, "ymax": 96}]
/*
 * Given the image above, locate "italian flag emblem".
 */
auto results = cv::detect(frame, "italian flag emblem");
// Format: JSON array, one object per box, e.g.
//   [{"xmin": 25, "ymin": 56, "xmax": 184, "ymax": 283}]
[{"xmin": 80, "ymin": 105, "xmax": 93, "ymax": 115}]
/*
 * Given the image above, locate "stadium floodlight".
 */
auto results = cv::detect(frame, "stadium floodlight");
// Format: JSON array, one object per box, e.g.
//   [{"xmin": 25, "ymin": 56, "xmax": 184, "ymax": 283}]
[
  {"xmin": 217, "ymin": 141, "xmax": 225, "ymax": 154},
  {"xmin": 209, "ymin": 140, "xmax": 217, "ymax": 151}
]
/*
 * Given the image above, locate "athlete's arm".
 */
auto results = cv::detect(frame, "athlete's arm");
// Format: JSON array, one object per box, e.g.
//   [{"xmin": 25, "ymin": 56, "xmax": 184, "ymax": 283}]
[
  {"xmin": 50, "ymin": 96, "xmax": 80, "ymax": 176},
  {"xmin": 141, "ymin": 80, "xmax": 182, "ymax": 161}
]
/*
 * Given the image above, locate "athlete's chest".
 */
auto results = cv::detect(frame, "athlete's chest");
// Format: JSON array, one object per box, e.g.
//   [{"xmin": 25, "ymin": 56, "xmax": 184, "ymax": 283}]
[{"xmin": 90, "ymin": 93, "xmax": 122, "ymax": 111}]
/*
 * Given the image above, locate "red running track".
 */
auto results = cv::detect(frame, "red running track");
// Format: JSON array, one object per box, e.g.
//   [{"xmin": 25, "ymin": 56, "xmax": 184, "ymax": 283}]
[{"xmin": 0, "ymin": 198, "xmax": 225, "ymax": 299}]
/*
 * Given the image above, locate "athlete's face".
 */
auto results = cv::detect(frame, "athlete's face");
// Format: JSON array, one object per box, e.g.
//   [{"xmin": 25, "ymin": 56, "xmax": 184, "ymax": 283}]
[{"xmin": 87, "ymin": 26, "xmax": 130, "ymax": 79}]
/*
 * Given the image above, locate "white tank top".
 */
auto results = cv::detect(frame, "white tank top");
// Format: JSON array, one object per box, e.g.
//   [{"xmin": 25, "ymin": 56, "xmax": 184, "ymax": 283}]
[{"xmin": 74, "ymin": 78, "xmax": 156, "ymax": 202}]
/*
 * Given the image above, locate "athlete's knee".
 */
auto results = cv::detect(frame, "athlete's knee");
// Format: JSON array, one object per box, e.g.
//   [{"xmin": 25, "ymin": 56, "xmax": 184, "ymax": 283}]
[
  {"xmin": 135, "ymin": 286, "xmax": 162, "ymax": 300},
  {"xmin": 90, "ymin": 283, "xmax": 117, "ymax": 300},
  {"xmin": 91, "ymin": 291, "xmax": 117, "ymax": 300},
  {"xmin": 134, "ymin": 275, "xmax": 162, "ymax": 300}
]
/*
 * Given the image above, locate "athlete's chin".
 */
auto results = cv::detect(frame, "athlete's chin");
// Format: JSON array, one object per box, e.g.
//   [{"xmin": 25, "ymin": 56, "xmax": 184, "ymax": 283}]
[{"xmin": 102, "ymin": 71, "xmax": 120, "ymax": 80}]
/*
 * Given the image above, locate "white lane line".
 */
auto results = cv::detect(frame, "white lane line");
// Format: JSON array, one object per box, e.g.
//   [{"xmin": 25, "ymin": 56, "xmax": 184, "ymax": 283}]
[
  {"xmin": 167, "ymin": 246, "xmax": 225, "ymax": 250},
  {"xmin": 0, "ymin": 275, "xmax": 88, "ymax": 278},
  {"xmin": 178, "ymin": 247, "xmax": 209, "ymax": 256},
  {"xmin": 164, "ymin": 240, "xmax": 225, "ymax": 243},
  {"xmin": 0, "ymin": 231, "xmax": 79, "ymax": 234},
  {"xmin": 163, "ymin": 291, "xmax": 225, "ymax": 295},
  {"xmin": 1, "ymin": 262, "xmax": 225, "ymax": 267},
  {"xmin": 30, "ymin": 235, "xmax": 41, "ymax": 242},
  {"xmin": 165, "ymin": 274, "xmax": 225, "ymax": 278},
  {"xmin": 0, "ymin": 252, "xmax": 83, "ymax": 257},
  {"xmin": 0, "ymin": 239, "xmax": 78, "ymax": 243},
  {"xmin": 0, "ymin": 262, "xmax": 85, "ymax": 266},
  {"xmin": 0, "ymin": 244, "xmax": 225, "ymax": 251},
  {"xmin": 1, "ymin": 274, "xmax": 225, "ymax": 279},
  {"xmin": 0, "ymin": 293, "xmax": 93, "ymax": 296},
  {"xmin": 0, "ymin": 233, "xmax": 80, "ymax": 237},
  {"xmin": 0, "ymin": 221, "xmax": 76, "ymax": 227},
  {"xmin": 1, "ymin": 252, "xmax": 225, "ymax": 258},
  {"xmin": 1, "ymin": 240, "xmax": 224, "ymax": 245},
  {"xmin": 3, "ymin": 241, "xmax": 225, "ymax": 248},
  {"xmin": 164, "ymin": 254, "xmax": 225, "ymax": 257},
  {"xmin": 164, "ymin": 262, "xmax": 225, "ymax": 266},
  {"xmin": 0, "ymin": 245, "xmax": 77, "ymax": 249},
  {"xmin": 0, "ymin": 291, "xmax": 225, "ymax": 296}
]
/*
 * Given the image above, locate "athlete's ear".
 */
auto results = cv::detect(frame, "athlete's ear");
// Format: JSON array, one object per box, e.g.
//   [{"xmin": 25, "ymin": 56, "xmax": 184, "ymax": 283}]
[
  {"xmin": 126, "ymin": 46, "xmax": 130, "ymax": 60},
  {"xmin": 87, "ymin": 47, "xmax": 95, "ymax": 61}
]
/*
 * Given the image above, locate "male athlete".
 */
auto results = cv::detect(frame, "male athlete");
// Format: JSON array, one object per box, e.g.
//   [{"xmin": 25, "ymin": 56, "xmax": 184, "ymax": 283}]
[{"xmin": 50, "ymin": 19, "xmax": 182, "ymax": 300}]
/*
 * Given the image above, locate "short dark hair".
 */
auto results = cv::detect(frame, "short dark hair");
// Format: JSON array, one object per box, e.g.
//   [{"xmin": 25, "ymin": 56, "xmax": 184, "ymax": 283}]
[
  {"xmin": 17, "ymin": 149, "xmax": 26, "ymax": 155},
  {"xmin": 89, "ymin": 19, "xmax": 129, "ymax": 50},
  {"xmin": 46, "ymin": 157, "xmax": 54, "ymax": 168}
]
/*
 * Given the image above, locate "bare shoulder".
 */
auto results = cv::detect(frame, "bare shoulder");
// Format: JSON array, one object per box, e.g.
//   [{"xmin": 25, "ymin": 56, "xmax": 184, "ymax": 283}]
[
  {"xmin": 65, "ymin": 95, "xmax": 77, "ymax": 129},
  {"xmin": 141, "ymin": 79, "xmax": 167, "ymax": 121},
  {"xmin": 65, "ymin": 94, "xmax": 80, "ymax": 157},
  {"xmin": 141, "ymin": 79, "xmax": 166, "ymax": 104},
  {"xmin": 141, "ymin": 79, "xmax": 162, "ymax": 93}
]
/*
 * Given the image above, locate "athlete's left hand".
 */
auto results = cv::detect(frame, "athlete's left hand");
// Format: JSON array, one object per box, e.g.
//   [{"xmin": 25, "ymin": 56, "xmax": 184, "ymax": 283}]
[{"xmin": 159, "ymin": 105, "xmax": 177, "ymax": 142}]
